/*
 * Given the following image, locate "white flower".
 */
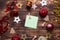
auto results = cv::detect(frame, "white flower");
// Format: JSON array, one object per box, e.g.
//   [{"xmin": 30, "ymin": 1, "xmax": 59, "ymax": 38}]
[
  {"xmin": 40, "ymin": 0, "xmax": 47, "ymax": 6},
  {"xmin": 14, "ymin": 16, "xmax": 21, "ymax": 23},
  {"xmin": 32, "ymin": 4, "xmax": 37, "ymax": 10}
]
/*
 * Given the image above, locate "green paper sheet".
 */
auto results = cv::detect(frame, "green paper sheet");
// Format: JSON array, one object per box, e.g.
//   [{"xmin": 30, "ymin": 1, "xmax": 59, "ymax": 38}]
[{"xmin": 25, "ymin": 15, "xmax": 38, "ymax": 29}]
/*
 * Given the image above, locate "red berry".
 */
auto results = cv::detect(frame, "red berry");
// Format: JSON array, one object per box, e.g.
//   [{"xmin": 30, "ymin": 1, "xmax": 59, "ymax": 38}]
[
  {"xmin": 46, "ymin": 23, "xmax": 54, "ymax": 32},
  {"xmin": 39, "ymin": 7, "xmax": 48, "ymax": 18}
]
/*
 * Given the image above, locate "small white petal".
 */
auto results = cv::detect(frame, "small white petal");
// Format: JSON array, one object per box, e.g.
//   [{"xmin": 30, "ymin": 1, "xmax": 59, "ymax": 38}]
[
  {"xmin": 10, "ymin": 28, "xmax": 16, "ymax": 34},
  {"xmin": 32, "ymin": 4, "xmax": 37, "ymax": 10}
]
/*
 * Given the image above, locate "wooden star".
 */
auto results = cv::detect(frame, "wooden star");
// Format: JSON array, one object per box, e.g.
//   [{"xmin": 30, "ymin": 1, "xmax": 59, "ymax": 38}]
[
  {"xmin": 21, "ymin": 34, "xmax": 27, "ymax": 40},
  {"xmin": 16, "ymin": 3, "xmax": 23, "ymax": 8}
]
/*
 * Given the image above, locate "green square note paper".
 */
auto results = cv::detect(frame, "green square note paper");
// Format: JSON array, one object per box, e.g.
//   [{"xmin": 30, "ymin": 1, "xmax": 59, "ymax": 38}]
[{"xmin": 25, "ymin": 15, "xmax": 38, "ymax": 29}]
